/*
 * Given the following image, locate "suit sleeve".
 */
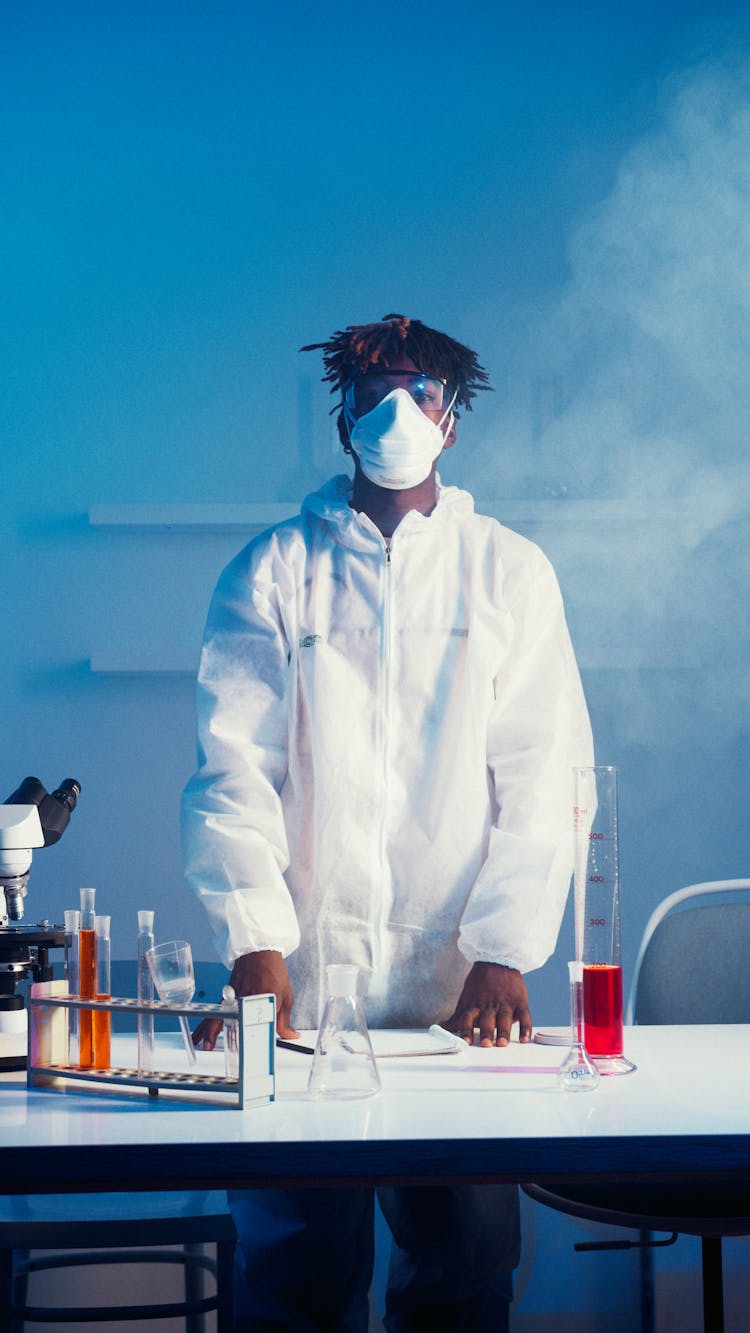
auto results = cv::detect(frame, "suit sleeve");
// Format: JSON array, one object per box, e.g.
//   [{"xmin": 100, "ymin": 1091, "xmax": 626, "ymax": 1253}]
[
  {"xmin": 457, "ymin": 548, "xmax": 594, "ymax": 973},
  {"xmin": 181, "ymin": 550, "xmax": 301, "ymax": 967}
]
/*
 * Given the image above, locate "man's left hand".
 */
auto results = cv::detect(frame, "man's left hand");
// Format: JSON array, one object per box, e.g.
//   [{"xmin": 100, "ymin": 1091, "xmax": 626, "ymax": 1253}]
[{"xmin": 444, "ymin": 962, "xmax": 532, "ymax": 1046}]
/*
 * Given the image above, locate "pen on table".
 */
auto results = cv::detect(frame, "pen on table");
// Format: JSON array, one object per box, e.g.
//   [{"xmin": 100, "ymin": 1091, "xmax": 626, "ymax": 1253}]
[{"xmin": 276, "ymin": 1037, "xmax": 316, "ymax": 1055}]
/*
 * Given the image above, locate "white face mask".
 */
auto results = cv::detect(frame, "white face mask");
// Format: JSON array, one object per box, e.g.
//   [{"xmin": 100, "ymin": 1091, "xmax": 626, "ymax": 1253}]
[{"xmin": 347, "ymin": 388, "xmax": 455, "ymax": 491}]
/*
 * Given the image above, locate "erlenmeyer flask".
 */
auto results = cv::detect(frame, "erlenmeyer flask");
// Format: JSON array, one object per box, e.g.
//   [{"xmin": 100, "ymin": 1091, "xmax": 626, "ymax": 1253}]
[{"xmin": 307, "ymin": 964, "xmax": 381, "ymax": 1099}]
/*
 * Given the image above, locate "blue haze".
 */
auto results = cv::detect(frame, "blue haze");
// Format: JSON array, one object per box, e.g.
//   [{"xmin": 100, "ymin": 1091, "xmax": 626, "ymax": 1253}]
[
  {"xmin": 2, "ymin": 0, "xmax": 749, "ymax": 1020},
  {"xmin": 4, "ymin": 5, "xmax": 750, "ymax": 1326}
]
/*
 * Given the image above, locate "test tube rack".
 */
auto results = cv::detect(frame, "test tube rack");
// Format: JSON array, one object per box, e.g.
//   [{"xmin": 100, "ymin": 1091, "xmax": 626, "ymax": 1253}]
[{"xmin": 27, "ymin": 992, "xmax": 276, "ymax": 1109}]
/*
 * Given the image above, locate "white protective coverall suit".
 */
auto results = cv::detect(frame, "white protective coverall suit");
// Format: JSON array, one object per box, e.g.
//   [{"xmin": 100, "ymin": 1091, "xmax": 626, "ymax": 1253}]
[
  {"xmin": 181, "ymin": 473, "xmax": 593, "ymax": 1330},
  {"xmin": 182, "ymin": 473, "xmax": 593, "ymax": 1028}
]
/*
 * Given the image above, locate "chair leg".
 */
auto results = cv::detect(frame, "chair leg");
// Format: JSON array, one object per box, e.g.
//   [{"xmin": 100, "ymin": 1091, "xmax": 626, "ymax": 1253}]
[
  {"xmin": 638, "ymin": 1231, "xmax": 656, "ymax": 1333},
  {"xmin": 0, "ymin": 1247, "xmax": 12, "ymax": 1333},
  {"xmin": 8, "ymin": 1248, "xmax": 29, "ymax": 1333},
  {"xmin": 184, "ymin": 1242, "xmax": 205, "ymax": 1333},
  {"xmin": 184, "ymin": 1239, "xmax": 234, "ymax": 1333},
  {"xmin": 215, "ymin": 1237, "xmax": 235, "ymax": 1333},
  {"xmin": 701, "ymin": 1236, "xmax": 724, "ymax": 1333}
]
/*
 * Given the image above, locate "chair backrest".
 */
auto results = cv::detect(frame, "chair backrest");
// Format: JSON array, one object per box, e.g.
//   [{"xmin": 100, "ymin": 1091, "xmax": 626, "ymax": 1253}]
[{"xmin": 626, "ymin": 880, "xmax": 750, "ymax": 1025}]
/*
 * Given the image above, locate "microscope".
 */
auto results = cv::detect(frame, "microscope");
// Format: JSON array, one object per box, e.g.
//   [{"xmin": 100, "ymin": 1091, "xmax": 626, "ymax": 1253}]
[{"xmin": 0, "ymin": 777, "xmax": 81, "ymax": 1070}]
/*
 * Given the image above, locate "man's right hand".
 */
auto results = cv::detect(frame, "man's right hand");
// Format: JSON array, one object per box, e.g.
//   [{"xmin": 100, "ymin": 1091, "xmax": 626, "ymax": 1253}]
[{"xmin": 192, "ymin": 949, "xmax": 299, "ymax": 1049}]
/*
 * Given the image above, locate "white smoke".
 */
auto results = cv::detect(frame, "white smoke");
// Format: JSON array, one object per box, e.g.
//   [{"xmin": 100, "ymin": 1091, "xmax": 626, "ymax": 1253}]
[
  {"xmin": 550, "ymin": 57, "xmax": 750, "ymax": 501},
  {"xmin": 461, "ymin": 57, "xmax": 750, "ymax": 727}
]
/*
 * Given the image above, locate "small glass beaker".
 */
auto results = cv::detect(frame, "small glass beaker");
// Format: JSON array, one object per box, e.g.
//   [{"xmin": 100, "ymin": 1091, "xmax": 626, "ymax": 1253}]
[
  {"xmin": 307, "ymin": 964, "xmax": 380, "ymax": 1100},
  {"xmin": 573, "ymin": 766, "xmax": 636, "ymax": 1075},
  {"xmin": 146, "ymin": 940, "xmax": 197, "ymax": 1068}
]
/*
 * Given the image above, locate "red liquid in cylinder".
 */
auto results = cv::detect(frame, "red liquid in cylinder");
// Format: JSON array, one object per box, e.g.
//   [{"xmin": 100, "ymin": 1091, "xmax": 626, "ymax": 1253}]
[{"xmin": 583, "ymin": 964, "xmax": 623, "ymax": 1057}]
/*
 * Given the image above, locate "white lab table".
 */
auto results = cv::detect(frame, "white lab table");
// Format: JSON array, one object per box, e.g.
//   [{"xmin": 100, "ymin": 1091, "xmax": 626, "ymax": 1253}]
[{"xmin": 1, "ymin": 1026, "xmax": 749, "ymax": 1195}]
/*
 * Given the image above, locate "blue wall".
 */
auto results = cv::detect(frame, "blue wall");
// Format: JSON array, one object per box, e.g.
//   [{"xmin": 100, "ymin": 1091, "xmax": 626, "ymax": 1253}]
[{"xmin": 4, "ymin": 1, "xmax": 750, "ymax": 1029}]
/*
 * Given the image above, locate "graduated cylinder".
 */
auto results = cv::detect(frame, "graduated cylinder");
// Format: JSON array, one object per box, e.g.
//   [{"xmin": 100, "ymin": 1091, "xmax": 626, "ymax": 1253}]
[{"xmin": 573, "ymin": 766, "xmax": 635, "ymax": 1076}]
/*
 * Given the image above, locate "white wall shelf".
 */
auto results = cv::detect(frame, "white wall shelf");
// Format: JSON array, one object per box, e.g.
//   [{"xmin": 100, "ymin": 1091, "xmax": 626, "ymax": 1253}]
[
  {"xmin": 88, "ymin": 652, "xmax": 197, "ymax": 676},
  {"xmin": 88, "ymin": 499, "xmax": 703, "ymax": 530},
  {"xmin": 88, "ymin": 504, "xmax": 299, "ymax": 531},
  {"xmin": 84, "ymin": 498, "xmax": 712, "ymax": 674}
]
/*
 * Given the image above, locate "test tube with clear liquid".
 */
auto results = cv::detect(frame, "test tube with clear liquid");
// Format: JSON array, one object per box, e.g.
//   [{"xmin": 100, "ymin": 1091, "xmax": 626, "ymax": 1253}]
[
  {"xmin": 137, "ymin": 910, "xmax": 155, "ymax": 1072},
  {"xmin": 573, "ymin": 766, "xmax": 636, "ymax": 1075},
  {"xmin": 64, "ymin": 909, "xmax": 80, "ymax": 1065},
  {"xmin": 93, "ymin": 914, "xmax": 111, "ymax": 1069},
  {"xmin": 222, "ymin": 984, "xmax": 239, "ymax": 1079}
]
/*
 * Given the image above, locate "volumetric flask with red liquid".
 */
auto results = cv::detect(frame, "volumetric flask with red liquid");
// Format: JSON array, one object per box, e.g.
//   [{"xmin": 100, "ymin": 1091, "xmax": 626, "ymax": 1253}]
[{"xmin": 573, "ymin": 765, "xmax": 636, "ymax": 1076}]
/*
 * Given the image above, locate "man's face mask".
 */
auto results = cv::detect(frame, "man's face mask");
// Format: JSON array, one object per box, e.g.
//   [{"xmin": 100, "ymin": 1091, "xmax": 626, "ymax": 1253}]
[{"xmin": 344, "ymin": 374, "xmax": 457, "ymax": 491}]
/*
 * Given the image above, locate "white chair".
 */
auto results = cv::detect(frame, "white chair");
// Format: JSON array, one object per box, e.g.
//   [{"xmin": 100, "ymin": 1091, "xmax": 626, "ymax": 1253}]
[
  {"xmin": 0, "ymin": 959, "xmax": 236, "ymax": 1333},
  {"xmin": 626, "ymin": 878, "xmax": 750, "ymax": 1025},
  {"xmin": 525, "ymin": 880, "xmax": 750, "ymax": 1333}
]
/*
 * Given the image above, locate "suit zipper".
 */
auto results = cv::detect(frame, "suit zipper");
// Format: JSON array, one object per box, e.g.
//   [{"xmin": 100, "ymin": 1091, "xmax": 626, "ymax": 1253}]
[{"xmin": 375, "ymin": 541, "xmax": 393, "ymax": 970}]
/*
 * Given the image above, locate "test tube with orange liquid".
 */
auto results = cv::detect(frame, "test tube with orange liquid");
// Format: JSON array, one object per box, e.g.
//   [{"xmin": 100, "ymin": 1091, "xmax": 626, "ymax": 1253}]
[{"xmin": 78, "ymin": 887, "xmax": 97, "ymax": 1068}]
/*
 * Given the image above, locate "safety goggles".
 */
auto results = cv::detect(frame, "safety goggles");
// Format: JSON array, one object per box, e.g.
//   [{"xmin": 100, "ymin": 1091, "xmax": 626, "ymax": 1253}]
[{"xmin": 344, "ymin": 372, "xmax": 456, "ymax": 420}]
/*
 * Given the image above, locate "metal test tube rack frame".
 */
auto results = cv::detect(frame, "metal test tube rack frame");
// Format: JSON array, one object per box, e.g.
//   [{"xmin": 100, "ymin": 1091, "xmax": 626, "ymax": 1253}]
[{"xmin": 27, "ymin": 992, "xmax": 276, "ymax": 1109}]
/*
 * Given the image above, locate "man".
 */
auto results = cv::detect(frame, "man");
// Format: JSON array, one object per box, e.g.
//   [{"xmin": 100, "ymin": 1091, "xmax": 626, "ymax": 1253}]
[{"xmin": 182, "ymin": 313, "xmax": 593, "ymax": 1330}]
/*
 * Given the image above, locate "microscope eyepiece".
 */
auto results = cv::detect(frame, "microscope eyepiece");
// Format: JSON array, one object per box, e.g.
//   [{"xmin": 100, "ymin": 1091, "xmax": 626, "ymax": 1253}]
[
  {"xmin": 51, "ymin": 779, "xmax": 81, "ymax": 813},
  {"xmin": 41, "ymin": 779, "xmax": 82, "ymax": 846},
  {"xmin": 2, "ymin": 776, "xmax": 81, "ymax": 847},
  {"xmin": 4, "ymin": 777, "xmax": 47, "ymax": 808}
]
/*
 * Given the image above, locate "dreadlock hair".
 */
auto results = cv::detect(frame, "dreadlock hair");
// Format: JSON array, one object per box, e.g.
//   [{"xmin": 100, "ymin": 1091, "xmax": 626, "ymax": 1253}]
[{"xmin": 300, "ymin": 313, "xmax": 492, "ymax": 452}]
